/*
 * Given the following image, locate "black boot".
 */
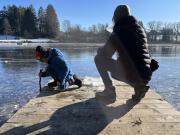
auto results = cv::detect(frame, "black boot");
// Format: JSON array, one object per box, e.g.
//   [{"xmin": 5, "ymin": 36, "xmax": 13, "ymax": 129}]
[
  {"xmin": 48, "ymin": 80, "xmax": 58, "ymax": 88},
  {"xmin": 132, "ymin": 86, "xmax": 149, "ymax": 102},
  {"xmin": 73, "ymin": 75, "xmax": 82, "ymax": 88},
  {"xmin": 96, "ymin": 86, "xmax": 116, "ymax": 103}
]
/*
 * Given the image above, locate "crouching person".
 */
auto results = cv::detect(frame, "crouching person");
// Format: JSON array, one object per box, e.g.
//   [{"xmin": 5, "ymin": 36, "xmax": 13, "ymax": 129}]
[
  {"xmin": 95, "ymin": 5, "xmax": 156, "ymax": 102},
  {"xmin": 35, "ymin": 46, "xmax": 82, "ymax": 90}
]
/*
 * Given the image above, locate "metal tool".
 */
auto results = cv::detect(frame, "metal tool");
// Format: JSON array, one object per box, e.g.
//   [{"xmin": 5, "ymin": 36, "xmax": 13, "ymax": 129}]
[{"xmin": 39, "ymin": 69, "xmax": 43, "ymax": 92}]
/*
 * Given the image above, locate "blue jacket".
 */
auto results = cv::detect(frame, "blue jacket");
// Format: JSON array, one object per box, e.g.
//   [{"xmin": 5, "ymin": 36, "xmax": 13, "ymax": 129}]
[{"xmin": 42, "ymin": 48, "xmax": 73, "ymax": 84}]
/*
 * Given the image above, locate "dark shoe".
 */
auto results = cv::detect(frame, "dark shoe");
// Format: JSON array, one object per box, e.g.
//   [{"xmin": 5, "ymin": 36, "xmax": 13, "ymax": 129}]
[
  {"xmin": 73, "ymin": 75, "xmax": 82, "ymax": 88},
  {"xmin": 48, "ymin": 80, "xmax": 57, "ymax": 88},
  {"xmin": 132, "ymin": 86, "xmax": 149, "ymax": 102},
  {"xmin": 101, "ymin": 86, "xmax": 116, "ymax": 96},
  {"xmin": 96, "ymin": 86, "xmax": 116, "ymax": 103}
]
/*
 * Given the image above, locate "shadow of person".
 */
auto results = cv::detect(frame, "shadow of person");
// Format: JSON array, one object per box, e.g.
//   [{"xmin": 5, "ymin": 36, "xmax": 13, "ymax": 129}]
[{"xmin": 1, "ymin": 91, "xmax": 137, "ymax": 135}]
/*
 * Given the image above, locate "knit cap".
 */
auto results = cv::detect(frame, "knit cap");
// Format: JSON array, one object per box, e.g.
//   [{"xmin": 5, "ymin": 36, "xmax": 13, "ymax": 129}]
[{"xmin": 35, "ymin": 46, "xmax": 46, "ymax": 60}]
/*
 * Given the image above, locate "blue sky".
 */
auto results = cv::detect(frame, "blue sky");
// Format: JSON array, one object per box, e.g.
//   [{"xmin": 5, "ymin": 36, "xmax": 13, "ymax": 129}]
[{"xmin": 1, "ymin": 0, "xmax": 180, "ymax": 28}]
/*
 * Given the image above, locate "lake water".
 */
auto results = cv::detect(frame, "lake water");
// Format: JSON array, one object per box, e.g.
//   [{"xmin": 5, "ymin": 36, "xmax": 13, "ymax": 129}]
[{"xmin": 0, "ymin": 44, "xmax": 180, "ymax": 125}]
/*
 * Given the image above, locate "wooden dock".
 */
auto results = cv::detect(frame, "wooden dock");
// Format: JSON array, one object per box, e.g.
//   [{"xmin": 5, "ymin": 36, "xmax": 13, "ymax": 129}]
[{"xmin": 0, "ymin": 81, "xmax": 180, "ymax": 135}]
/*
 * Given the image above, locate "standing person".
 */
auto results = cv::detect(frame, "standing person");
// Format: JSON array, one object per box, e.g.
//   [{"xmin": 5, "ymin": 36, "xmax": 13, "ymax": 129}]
[
  {"xmin": 35, "ymin": 46, "xmax": 82, "ymax": 90},
  {"xmin": 94, "ymin": 5, "xmax": 158, "ymax": 102}
]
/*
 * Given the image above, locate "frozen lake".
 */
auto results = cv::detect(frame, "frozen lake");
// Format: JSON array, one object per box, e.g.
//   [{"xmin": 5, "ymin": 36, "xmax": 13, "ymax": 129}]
[{"xmin": 0, "ymin": 44, "xmax": 180, "ymax": 125}]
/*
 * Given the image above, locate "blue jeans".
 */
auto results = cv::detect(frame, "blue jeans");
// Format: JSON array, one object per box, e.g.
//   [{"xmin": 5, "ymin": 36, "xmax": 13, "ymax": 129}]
[{"xmin": 57, "ymin": 70, "xmax": 74, "ymax": 90}]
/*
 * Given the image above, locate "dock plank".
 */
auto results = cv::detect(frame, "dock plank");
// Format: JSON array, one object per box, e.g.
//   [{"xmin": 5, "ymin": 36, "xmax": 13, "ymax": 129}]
[{"xmin": 0, "ymin": 82, "xmax": 180, "ymax": 135}]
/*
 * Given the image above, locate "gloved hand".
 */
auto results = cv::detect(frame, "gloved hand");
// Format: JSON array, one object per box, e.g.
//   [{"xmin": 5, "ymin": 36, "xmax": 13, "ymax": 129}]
[
  {"xmin": 150, "ymin": 59, "xmax": 159, "ymax": 72},
  {"xmin": 39, "ymin": 69, "xmax": 43, "ymax": 77}
]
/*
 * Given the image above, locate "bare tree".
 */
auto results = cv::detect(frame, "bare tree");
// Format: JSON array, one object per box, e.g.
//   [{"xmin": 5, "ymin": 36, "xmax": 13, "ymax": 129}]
[
  {"xmin": 89, "ymin": 25, "xmax": 97, "ymax": 33},
  {"xmin": 61, "ymin": 20, "xmax": 72, "ymax": 41},
  {"xmin": 147, "ymin": 21, "xmax": 162, "ymax": 42},
  {"xmin": 161, "ymin": 23, "xmax": 174, "ymax": 42},
  {"xmin": 62, "ymin": 20, "xmax": 71, "ymax": 32},
  {"xmin": 172, "ymin": 22, "xmax": 180, "ymax": 42},
  {"xmin": 97, "ymin": 23, "xmax": 106, "ymax": 33}
]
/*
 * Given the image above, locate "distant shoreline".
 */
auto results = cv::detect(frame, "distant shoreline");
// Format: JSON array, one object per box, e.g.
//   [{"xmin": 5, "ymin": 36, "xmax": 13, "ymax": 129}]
[
  {"xmin": 0, "ymin": 41, "xmax": 180, "ymax": 48},
  {"xmin": 0, "ymin": 42, "xmax": 104, "ymax": 48}
]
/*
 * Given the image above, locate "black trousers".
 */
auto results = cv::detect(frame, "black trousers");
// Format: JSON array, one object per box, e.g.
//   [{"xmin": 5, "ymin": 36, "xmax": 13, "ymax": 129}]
[{"xmin": 94, "ymin": 54, "xmax": 149, "ymax": 89}]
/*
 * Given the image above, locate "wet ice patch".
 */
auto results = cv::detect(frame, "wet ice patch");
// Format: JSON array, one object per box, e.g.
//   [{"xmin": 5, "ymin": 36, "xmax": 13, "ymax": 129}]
[
  {"xmin": 0, "ymin": 103, "xmax": 20, "ymax": 125},
  {"xmin": 0, "ymin": 103, "xmax": 19, "ymax": 116}
]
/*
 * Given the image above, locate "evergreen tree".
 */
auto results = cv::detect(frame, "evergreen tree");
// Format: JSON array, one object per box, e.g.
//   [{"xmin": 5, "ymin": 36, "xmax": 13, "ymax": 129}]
[
  {"xmin": 0, "ymin": 6, "xmax": 8, "ymax": 34},
  {"xmin": 18, "ymin": 6, "xmax": 26, "ymax": 37},
  {"xmin": 21, "ymin": 5, "xmax": 38, "ymax": 38},
  {"xmin": 38, "ymin": 7, "xmax": 46, "ymax": 37},
  {"xmin": 45, "ymin": 4, "xmax": 60, "ymax": 38},
  {"xmin": 2, "ymin": 17, "xmax": 12, "ymax": 38},
  {"xmin": 6, "ymin": 5, "xmax": 21, "ymax": 36}
]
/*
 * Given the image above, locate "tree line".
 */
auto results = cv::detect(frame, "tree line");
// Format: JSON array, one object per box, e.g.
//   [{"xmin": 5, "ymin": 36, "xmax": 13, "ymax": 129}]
[
  {"xmin": 146, "ymin": 21, "xmax": 180, "ymax": 43},
  {"xmin": 59, "ymin": 20, "xmax": 180, "ymax": 43},
  {"xmin": 1, "ymin": 4, "xmax": 180, "ymax": 43},
  {"xmin": 59, "ymin": 20, "xmax": 110, "ymax": 43},
  {"xmin": 0, "ymin": 4, "xmax": 59, "ymax": 38}
]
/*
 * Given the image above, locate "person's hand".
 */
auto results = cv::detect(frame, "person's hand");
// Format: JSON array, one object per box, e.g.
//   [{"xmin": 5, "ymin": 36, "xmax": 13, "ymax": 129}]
[{"xmin": 39, "ymin": 71, "xmax": 43, "ymax": 77}]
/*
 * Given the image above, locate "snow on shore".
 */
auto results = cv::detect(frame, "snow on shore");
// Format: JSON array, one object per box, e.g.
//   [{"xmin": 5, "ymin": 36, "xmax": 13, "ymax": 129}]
[{"xmin": 0, "ymin": 39, "xmax": 59, "ymax": 47}]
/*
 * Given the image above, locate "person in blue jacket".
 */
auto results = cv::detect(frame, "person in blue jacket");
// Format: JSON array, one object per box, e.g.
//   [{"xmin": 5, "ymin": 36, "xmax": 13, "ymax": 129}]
[{"xmin": 35, "ymin": 46, "xmax": 82, "ymax": 90}]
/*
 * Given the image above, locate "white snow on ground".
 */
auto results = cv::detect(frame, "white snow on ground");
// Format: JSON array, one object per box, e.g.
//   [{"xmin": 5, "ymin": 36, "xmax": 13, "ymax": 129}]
[
  {"xmin": 0, "ymin": 38, "xmax": 57, "ymax": 43},
  {"xmin": 0, "ymin": 39, "xmax": 59, "ymax": 47}
]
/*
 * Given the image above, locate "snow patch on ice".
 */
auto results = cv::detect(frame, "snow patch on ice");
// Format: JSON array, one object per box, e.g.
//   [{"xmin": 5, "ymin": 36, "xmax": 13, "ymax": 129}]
[{"xmin": 82, "ymin": 76, "xmax": 104, "ymax": 87}]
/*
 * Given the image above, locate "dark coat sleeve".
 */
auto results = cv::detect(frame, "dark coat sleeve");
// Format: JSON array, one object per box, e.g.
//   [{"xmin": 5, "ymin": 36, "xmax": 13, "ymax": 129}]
[{"xmin": 97, "ymin": 33, "xmax": 120, "ymax": 59}]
